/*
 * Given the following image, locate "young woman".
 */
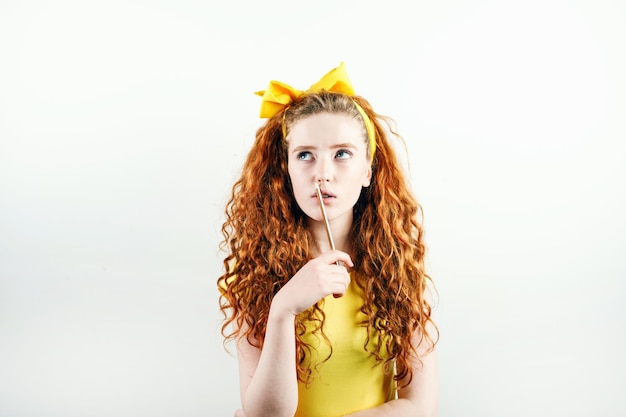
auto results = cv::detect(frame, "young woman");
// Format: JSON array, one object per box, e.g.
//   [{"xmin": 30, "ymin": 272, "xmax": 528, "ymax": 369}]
[{"xmin": 218, "ymin": 63, "xmax": 439, "ymax": 417}]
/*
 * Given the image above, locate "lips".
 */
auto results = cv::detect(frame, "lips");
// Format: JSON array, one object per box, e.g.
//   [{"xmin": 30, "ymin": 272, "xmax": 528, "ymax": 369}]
[{"xmin": 312, "ymin": 189, "xmax": 336, "ymax": 199}]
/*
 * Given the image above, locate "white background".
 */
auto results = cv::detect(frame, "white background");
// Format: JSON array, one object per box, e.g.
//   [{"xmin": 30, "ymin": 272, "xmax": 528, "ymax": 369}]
[{"xmin": 1, "ymin": 1, "xmax": 625, "ymax": 416}]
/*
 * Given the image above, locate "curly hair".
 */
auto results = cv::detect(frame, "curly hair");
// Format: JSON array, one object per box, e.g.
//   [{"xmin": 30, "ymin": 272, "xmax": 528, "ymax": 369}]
[{"xmin": 218, "ymin": 91, "xmax": 437, "ymax": 387}]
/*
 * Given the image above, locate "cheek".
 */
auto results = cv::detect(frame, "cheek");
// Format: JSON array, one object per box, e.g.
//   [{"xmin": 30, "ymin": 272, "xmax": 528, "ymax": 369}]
[
  {"xmin": 288, "ymin": 164, "xmax": 309, "ymax": 188},
  {"xmin": 362, "ymin": 168, "xmax": 372, "ymax": 187}
]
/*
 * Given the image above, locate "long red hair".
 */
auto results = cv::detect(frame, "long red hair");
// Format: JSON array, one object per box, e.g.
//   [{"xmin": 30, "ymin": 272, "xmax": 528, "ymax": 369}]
[{"xmin": 218, "ymin": 91, "xmax": 437, "ymax": 386}]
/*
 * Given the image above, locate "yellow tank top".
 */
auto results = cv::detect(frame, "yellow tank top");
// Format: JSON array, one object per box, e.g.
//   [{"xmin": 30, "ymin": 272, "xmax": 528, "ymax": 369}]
[{"xmin": 295, "ymin": 273, "xmax": 396, "ymax": 417}]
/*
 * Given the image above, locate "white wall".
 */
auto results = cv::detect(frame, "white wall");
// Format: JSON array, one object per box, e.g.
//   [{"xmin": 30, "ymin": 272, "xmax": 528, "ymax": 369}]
[{"xmin": 1, "ymin": 1, "xmax": 624, "ymax": 416}]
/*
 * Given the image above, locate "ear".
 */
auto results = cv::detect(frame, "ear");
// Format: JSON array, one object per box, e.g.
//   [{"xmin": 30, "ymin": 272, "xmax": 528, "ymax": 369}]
[{"xmin": 362, "ymin": 165, "xmax": 372, "ymax": 187}]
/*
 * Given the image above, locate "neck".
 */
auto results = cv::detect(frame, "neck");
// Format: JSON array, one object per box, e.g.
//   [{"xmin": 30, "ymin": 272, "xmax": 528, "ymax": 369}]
[{"xmin": 310, "ymin": 212, "xmax": 353, "ymax": 255}]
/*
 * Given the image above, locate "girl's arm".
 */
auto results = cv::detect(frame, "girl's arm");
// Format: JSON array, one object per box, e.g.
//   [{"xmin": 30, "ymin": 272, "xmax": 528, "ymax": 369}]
[
  {"xmin": 236, "ymin": 250, "xmax": 354, "ymax": 417},
  {"xmin": 237, "ymin": 304, "xmax": 298, "ymax": 417}
]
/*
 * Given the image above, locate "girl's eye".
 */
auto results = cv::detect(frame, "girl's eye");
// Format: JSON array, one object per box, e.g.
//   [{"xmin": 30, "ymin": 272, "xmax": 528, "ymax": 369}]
[
  {"xmin": 296, "ymin": 151, "xmax": 313, "ymax": 161},
  {"xmin": 335, "ymin": 149, "xmax": 353, "ymax": 159}
]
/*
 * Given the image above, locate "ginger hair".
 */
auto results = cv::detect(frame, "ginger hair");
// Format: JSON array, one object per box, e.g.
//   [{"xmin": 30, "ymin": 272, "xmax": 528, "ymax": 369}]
[{"xmin": 218, "ymin": 91, "xmax": 437, "ymax": 387}]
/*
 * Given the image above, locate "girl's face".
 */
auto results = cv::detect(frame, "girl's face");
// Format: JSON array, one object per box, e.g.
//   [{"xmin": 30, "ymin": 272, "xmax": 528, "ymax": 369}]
[{"xmin": 287, "ymin": 112, "xmax": 372, "ymax": 227}]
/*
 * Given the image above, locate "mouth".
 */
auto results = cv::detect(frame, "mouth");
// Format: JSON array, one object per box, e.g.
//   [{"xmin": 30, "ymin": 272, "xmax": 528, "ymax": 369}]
[{"xmin": 312, "ymin": 190, "xmax": 335, "ymax": 200}]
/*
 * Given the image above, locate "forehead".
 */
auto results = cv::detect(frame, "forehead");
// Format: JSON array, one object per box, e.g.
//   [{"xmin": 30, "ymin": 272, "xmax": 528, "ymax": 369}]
[{"xmin": 286, "ymin": 112, "xmax": 366, "ymax": 148}]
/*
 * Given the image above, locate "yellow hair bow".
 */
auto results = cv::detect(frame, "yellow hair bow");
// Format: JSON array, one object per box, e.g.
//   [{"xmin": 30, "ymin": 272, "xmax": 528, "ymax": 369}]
[
  {"xmin": 255, "ymin": 62, "xmax": 376, "ymax": 160},
  {"xmin": 256, "ymin": 62, "xmax": 355, "ymax": 118}
]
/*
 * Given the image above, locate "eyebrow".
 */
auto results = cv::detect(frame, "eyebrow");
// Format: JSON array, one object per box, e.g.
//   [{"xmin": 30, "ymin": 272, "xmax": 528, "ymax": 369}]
[{"xmin": 292, "ymin": 143, "xmax": 358, "ymax": 152}]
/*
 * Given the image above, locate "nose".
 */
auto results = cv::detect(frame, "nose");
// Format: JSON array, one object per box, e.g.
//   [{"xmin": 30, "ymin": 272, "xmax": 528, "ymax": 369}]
[{"xmin": 315, "ymin": 159, "xmax": 332, "ymax": 183}]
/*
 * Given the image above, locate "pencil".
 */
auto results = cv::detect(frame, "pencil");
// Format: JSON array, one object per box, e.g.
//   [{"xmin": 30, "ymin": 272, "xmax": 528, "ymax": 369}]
[{"xmin": 314, "ymin": 182, "xmax": 336, "ymax": 251}]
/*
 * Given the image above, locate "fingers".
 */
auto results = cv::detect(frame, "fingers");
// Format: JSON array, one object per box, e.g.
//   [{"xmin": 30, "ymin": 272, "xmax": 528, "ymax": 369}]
[
  {"xmin": 273, "ymin": 251, "xmax": 353, "ymax": 314},
  {"xmin": 317, "ymin": 249, "xmax": 354, "ymax": 268},
  {"xmin": 314, "ymin": 250, "xmax": 351, "ymax": 298},
  {"xmin": 328, "ymin": 264, "xmax": 351, "ymax": 298}
]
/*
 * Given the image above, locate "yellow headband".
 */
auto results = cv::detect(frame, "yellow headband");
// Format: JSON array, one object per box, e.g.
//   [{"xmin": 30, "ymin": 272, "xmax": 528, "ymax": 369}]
[{"xmin": 255, "ymin": 62, "xmax": 376, "ymax": 160}]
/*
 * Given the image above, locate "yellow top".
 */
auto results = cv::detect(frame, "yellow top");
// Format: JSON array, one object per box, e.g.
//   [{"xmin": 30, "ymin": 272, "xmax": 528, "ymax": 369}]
[{"xmin": 295, "ymin": 274, "xmax": 396, "ymax": 417}]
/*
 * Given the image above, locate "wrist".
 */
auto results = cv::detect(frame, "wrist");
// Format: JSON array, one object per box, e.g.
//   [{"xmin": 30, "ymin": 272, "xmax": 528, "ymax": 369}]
[{"xmin": 269, "ymin": 293, "xmax": 298, "ymax": 322}]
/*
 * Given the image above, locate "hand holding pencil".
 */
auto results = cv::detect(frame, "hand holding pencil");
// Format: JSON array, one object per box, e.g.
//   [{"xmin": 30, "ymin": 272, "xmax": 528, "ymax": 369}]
[{"xmin": 314, "ymin": 183, "xmax": 347, "ymax": 297}]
